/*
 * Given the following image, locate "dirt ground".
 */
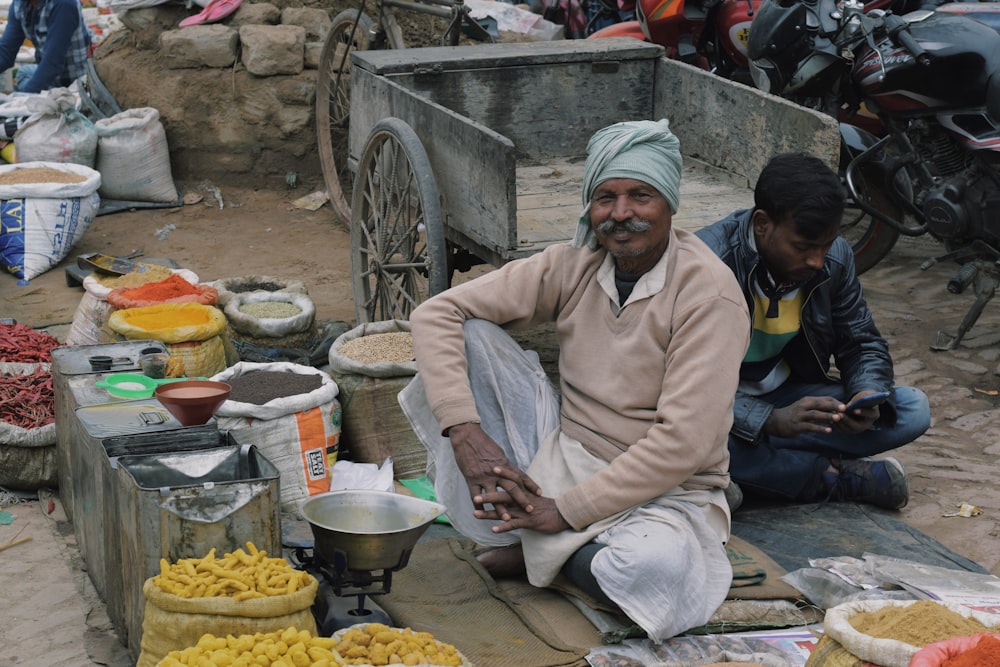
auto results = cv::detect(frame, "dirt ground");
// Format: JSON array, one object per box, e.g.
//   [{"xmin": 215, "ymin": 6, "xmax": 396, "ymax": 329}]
[{"xmin": 4, "ymin": 184, "xmax": 1000, "ymax": 664}]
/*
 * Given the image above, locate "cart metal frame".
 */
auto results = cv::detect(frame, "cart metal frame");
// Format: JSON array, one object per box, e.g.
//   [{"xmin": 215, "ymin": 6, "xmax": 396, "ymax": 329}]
[{"xmin": 315, "ymin": 0, "xmax": 494, "ymax": 223}]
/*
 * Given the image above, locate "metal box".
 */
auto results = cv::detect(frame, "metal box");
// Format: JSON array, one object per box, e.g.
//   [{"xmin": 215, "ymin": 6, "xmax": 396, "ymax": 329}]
[
  {"xmin": 99, "ymin": 428, "xmax": 234, "ymax": 646},
  {"xmin": 116, "ymin": 443, "xmax": 281, "ymax": 661},
  {"xmin": 52, "ymin": 340, "xmax": 168, "ymax": 521}
]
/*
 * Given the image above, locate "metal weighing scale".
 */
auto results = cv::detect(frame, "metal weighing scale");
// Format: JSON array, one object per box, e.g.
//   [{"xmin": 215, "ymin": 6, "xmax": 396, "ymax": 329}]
[{"xmin": 287, "ymin": 490, "xmax": 446, "ymax": 634}]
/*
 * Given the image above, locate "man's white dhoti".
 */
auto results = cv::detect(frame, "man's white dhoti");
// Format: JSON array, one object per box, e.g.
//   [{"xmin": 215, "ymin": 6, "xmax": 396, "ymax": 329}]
[{"xmin": 397, "ymin": 320, "xmax": 734, "ymax": 641}]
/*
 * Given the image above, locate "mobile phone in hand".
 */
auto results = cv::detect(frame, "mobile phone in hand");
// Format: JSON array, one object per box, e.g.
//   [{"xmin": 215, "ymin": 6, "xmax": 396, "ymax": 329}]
[{"xmin": 844, "ymin": 391, "xmax": 891, "ymax": 412}]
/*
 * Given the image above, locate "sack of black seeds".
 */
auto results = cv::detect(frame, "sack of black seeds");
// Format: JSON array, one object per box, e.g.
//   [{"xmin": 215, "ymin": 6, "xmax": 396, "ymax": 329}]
[{"xmin": 212, "ymin": 361, "xmax": 342, "ymax": 517}]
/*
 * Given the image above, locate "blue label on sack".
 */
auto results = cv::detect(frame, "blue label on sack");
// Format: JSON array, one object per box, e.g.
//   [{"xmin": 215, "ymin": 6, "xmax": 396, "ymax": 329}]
[{"xmin": 0, "ymin": 197, "xmax": 26, "ymax": 279}]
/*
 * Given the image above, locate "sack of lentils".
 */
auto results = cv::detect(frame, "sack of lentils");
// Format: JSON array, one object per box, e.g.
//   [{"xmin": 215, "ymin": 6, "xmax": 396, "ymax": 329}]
[
  {"xmin": 327, "ymin": 320, "xmax": 426, "ymax": 480},
  {"xmin": 223, "ymin": 292, "xmax": 318, "ymax": 356},
  {"xmin": 66, "ymin": 267, "xmax": 198, "ymax": 346},
  {"xmin": 209, "ymin": 275, "xmax": 308, "ymax": 309},
  {"xmin": 212, "ymin": 362, "xmax": 342, "ymax": 518},
  {"xmin": 225, "ymin": 292, "xmax": 316, "ymax": 347},
  {"xmin": 819, "ymin": 599, "xmax": 1000, "ymax": 667}
]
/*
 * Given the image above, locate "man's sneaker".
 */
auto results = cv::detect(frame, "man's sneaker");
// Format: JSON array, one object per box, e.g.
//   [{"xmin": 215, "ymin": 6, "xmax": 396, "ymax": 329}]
[
  {"xmin": 724, "ymin": 481, "xmax": 744, "ymax": 513},
  {"xmin": 828, "ymin": 457, "xmax": 909, "ymax": 510}
]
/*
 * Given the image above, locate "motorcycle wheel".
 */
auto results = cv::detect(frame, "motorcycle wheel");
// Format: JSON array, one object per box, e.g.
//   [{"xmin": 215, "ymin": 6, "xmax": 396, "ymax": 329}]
[{"xmin": 840, "ymin": 167, "xmax": 903, "ymax": 275}]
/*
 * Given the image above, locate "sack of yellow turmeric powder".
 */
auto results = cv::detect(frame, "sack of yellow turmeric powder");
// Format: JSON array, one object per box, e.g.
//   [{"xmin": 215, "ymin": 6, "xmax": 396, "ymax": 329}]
[
  {"xmin": 136, "ymin": 543, "xmax": 319, "ymax": 667},
  {"xmin": 107, "ymin": 302, "xmax": 232, "ymax": 377}
]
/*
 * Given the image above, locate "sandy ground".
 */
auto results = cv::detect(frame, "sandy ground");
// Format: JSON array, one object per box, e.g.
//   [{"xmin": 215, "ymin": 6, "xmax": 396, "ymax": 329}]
[{"xmin": 3, "ymin": 186, "xmax": 1000, "ymax": 665}]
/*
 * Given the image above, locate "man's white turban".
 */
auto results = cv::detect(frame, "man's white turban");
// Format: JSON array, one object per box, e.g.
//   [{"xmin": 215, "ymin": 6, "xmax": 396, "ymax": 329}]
[{"xmin": 572, "ymin": 118, "xmax": 683, "ymax": 250}]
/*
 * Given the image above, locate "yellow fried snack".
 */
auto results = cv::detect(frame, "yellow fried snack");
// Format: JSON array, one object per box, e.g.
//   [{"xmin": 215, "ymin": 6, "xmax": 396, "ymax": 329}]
[
  {"xmin": 152, "ymin": 542, "xmax": 315, "ymax": 599},
  {"xmin": 332, "ymin": 623, "xmax": 464, "ymax": 666},
  {"xmin": 156, "ymin": 627, "xmax": 338, "ymax": 666}
]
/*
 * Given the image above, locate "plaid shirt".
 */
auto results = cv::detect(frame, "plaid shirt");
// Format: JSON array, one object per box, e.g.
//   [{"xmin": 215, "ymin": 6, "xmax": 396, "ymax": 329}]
[{"xmin": 4, "ymin": 0, "xmax": 90, "ymax": 92}]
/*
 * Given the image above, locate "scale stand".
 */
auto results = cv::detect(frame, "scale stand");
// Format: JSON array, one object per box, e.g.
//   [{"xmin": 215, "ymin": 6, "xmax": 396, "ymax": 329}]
[
  {"xmin": 313, "ymin": 576, "xmax": 392, "ymax": 635},
  {"xmin": 288, "ymin": 543, "xmax": 397, "ymax": 634}
]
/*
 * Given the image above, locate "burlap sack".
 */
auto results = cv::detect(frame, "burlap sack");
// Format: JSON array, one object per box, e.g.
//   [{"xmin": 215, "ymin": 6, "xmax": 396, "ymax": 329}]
[{"xmin": 136, "ymin": 576, "xmax": 318, "ymax": 667}]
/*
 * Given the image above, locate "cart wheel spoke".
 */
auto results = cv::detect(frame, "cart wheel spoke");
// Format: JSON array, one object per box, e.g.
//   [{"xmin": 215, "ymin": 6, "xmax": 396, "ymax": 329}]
[
  {"xmin": 316, "ymin": 9, "xmax": 373, "ymax": 225},
  {"xmin": 350, "ymin": 118, "xmax": 447, "ymax": 324}
]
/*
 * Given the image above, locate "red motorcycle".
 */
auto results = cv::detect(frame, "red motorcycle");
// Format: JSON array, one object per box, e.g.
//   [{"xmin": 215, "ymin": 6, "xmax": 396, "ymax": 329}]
[{"xmin": 587, "ymin": 0, "xmax": 761, "ymax": 84}]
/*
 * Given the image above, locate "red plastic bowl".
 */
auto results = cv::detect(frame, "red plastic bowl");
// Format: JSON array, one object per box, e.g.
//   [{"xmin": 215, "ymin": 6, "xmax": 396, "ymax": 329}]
[{"xmin": 154, "ymin": 380, "xmax": 231, "ymax": 426}]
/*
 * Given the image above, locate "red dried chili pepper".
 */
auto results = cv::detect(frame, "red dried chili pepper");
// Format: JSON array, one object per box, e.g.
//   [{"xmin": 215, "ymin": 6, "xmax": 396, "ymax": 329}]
[
  {"xmin": 0, "ymin": 366, "xmax": 55, "ymax": 429},
  {"xmin": 0, "ymin": 323, "xmax": 62, "ymax": 363}
]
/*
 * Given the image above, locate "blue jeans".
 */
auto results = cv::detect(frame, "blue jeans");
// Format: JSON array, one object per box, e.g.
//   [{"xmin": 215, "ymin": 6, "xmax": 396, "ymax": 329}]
[
  {"xmin": 14, "ymin": 64, "xmax": 35, "ymax": 91},
  {"xmin": 728, "ymin": 382, "xmax": 931, "ymax": 502}
]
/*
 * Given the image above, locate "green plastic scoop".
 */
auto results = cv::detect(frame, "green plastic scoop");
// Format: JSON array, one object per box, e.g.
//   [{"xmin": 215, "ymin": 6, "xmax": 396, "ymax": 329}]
[{"xmin": 94, "ymin": 373, "xmax": 203, "ymax": 399}]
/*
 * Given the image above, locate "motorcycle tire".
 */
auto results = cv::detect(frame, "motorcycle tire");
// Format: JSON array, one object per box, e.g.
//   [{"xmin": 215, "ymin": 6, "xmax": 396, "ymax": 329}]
[
  {"xmin": 840, "ymin": 163, "xmax": 903, "ymax": 275},
  {"xmin": 842, "ymin": 202, "xmax": 901, "ymax": 275}
]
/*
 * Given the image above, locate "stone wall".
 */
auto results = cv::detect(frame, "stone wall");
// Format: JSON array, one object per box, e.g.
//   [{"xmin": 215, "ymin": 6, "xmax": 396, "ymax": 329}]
[{"xmin": 92, "ymin": 1, "xmax": 332, "ymax": 190}]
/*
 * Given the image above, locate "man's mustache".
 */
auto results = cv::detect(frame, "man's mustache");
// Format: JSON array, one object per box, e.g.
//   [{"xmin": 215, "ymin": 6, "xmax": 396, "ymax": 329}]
[{"xmin": 595, "ymin": 218, "xmax": 653, "ymax": 235}]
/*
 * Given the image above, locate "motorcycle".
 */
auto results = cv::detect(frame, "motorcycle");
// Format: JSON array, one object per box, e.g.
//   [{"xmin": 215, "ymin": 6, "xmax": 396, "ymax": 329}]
[
  {"xmin": 747, "ymin": 0, "xmax": 1000, "ymax": 350},
  {"xmin": 587, "ymin": 0, "xmax": 761, "ymax": 84}
]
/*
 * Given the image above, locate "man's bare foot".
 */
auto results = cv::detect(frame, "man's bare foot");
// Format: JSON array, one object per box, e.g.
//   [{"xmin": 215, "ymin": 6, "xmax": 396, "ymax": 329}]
[{"xmin": 474, "ymin": 544, "xmax": 526, "ymax": 578}]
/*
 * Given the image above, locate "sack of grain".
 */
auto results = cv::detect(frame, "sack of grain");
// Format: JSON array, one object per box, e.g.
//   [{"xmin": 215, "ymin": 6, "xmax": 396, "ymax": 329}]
[
  {"xmin": 14, "ymin": 88, "xmax": 98, "ymax": 167},
  {"xmin": 224, "ymin": 291, "xmax": 316, "ymax": 339},
  {"xmin": 209, "ymin": 275, "xmax": 308, "ymax": 308},
  {"xmin": 0, "ymin": 161, "xmax": 101, "ymax": 281},
  {"xmin": 328, "ymin": 320, "xmax": 426, "ymax": 480},
  {"xmin": 212, "ymin": 361, "xmax": 342, "ymax": 517},
  {"xmin": 94, "ymin": 107, "xmax": 178, "ymax": 203}
]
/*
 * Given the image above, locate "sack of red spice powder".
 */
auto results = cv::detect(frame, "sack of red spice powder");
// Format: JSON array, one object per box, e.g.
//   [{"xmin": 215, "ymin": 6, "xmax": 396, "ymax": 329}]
[
  {"xmin": 107, "ymin": 273, "xmax": 218, "ymax": 310},
  {"xmin": 910, "ymin": 633, "xmax": 1000, "ymax": 667}
]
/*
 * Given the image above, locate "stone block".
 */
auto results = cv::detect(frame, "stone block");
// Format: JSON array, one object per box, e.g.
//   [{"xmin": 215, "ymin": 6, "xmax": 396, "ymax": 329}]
[
  {"xmin": 239, "ymin": 24, "xmax": 306, "ymax": 75},
  {"xmin": 280, "ymin": 7, "xmax": 331, "ymax": 41},
  {"xmin": 304, "ymin": 41, "xmax": 321, "ymax": 69},
  {"xmin": 272, "ymin": 74, "xmax": 315, "ymax": 106},
  {"xmin": 229, "ymin": 2, "xmax": 281, "ymax": 27},
  {"xmin": 119, "ymin": 5, "xmax": 188, "ymax": 50},
  {"xmin": 160, "ymin": 25, "xmax": 239, "ymax": 68}
]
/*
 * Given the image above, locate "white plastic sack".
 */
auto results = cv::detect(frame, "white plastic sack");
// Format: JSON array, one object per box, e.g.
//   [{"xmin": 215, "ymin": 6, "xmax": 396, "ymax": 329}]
[
  {"xmin": 328, "ymin": 319, "xmax": 417, "ymax": 378},
  {"xmin": 212, "ymin": 361, "xmax": 342, "ymax": 517},
  {"xmin": 94, "ymin": 107, "xmax": 178, "ymax": 203},
  {"xmin": 823, "ymin": 599, "xmax": 1000, "ymax": 667},
  {"xmin": 14, "ymin": 88, "xmax": 98, "ymax": 167},
  {"xmin": 223, "ymin": 291, "xmax": 316, "ymax": 338},
  {"xmin": 0, "ymin": 161, "xmax": 101, "ymax": 281},
  {"xmin": 0, "ymin": 362, "xmax": 57, "ymax": 490}
]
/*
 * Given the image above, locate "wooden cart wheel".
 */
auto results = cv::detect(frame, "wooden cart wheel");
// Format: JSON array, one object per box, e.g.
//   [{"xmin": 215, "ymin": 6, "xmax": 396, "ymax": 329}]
[
  {"xmin": 316, "ymin": 9, "xmax": 374, "ymax": 225},
  {"xmin": 350, "ymin": 117, "xmax": 448, "ymax": 323}
]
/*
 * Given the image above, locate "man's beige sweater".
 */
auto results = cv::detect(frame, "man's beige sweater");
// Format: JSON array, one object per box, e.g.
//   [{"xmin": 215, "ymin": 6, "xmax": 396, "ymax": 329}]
[{"xmin": 410, "ymin": 226, "xmax": 750, "ymax": 530}]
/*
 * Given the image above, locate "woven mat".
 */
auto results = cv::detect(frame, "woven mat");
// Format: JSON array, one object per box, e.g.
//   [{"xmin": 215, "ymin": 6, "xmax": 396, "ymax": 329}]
[
  {"xmin": 378, "ymin": 537, "xmax": 596, "ymax": 667},
  {"xmin": 377, "ymin": 534, "xmax": 812, "ymax": 666}
]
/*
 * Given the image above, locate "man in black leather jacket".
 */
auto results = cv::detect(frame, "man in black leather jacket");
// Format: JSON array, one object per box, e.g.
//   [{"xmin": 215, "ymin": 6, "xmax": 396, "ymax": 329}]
[{"xmin": 696, "ymin": 153, "xmax": 930, "ymax": 510}]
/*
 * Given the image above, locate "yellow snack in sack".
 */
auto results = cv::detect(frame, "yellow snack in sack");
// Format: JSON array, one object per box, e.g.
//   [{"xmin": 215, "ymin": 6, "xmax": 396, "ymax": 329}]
[
  {"xmin": 152, "ymin": 542, "xmax": 315, "ymax": 599},
  {"xmin": 333, "ymin": 623, "xmax": 465, "ymax": 666},
  {"xmin": 156, "ymin": 627, "xmax": 338, "ymax": 666}
]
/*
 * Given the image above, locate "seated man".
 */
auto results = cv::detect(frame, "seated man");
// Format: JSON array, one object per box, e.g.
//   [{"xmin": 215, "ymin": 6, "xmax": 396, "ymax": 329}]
[
  {"xmin": 695, "ymin": 152, "xmax": 931, "ymax": 511},
  {"xmin": 399, "ymin": 118, "xmax": 751, "ymax": 642}
]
